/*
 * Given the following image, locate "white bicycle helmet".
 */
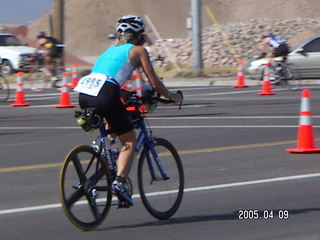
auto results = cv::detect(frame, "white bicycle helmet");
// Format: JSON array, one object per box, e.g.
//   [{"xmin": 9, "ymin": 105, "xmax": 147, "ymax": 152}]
[
  {"xmin": 261, "ymin": 31, "xmax": 273, "ymax": 38},
  {"xmin": 116, "ymin": 14, "xmax": 145, "ymax": 34}
]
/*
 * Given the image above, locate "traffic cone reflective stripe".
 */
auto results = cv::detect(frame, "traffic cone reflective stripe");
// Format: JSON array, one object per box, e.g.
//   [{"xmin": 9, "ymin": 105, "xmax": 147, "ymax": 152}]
[
  {"xmin": 130, "ymin": 73, "xmax": 142, "ymax": 96},
  {"xmin": 233, "ymin": 60, "xmax": 248, "ymax": 88},
  {"xmin": 11, "ymin": 71, "xmax": 30, "ymax": 107},
  {"xmin": 286, "ymin": 89, "xmax": 320, "ymax": 153},
  {"xmin": 55, "ymin": 72, "xmax": 76, "ymax": 108},
  {"xmin": 121, "ymin": 82, "xmax": 130, "ymax": 91},
  {"xmin": 71, "ymin": 64, "xmax": 79, "ymax": 89},
  {"xmin": 258, "ymin": 64, "xmax": 274, "ymax": 95}
]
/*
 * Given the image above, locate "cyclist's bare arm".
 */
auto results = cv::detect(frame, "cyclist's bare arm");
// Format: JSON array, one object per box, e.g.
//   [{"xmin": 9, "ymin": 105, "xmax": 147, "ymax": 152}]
[
  {"xmin": 32, "ymin": 39, "xmax": 48, "ymax": 57},
  {"xmin": 258, "ymin": 37, "xmax": 271, "ymax": 56}
]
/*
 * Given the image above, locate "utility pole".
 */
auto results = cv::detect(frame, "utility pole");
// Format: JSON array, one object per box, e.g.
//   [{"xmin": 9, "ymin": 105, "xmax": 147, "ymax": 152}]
[
  {"xmin": 52, "ymin": 0, "xmax": 64, "ymax": 65},
  {"xmin": 191, "ymin": 0, "xmax": 203, "ymax": 76},
  {"xmin": 48, "ymin": 14, "xmax": 53, "ymax": 36},
  {"xmin": 52, "ymin": 0, "xmax": 64, "ymax": 43}
]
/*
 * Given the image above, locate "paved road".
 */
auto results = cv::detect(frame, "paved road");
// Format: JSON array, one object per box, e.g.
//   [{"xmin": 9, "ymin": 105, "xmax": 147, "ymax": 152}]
[{"xmin": 1, "ymin": 83, "xmax": 320, "ymax": 239}]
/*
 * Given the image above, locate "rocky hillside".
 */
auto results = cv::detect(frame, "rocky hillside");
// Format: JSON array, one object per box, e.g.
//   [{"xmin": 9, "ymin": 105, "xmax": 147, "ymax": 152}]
[
  {"xmin": 27, "ymin": 0, "xmax": 320, "ymax": 67},
  {"xmin": 159, "ymin": 18, "xmax": 320, "ymax": 67}
]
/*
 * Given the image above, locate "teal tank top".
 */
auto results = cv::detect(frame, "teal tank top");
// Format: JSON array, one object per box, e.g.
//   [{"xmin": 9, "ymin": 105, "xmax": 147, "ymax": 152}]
[{"xmin": 91, "ymin": 43, "xmax": 135, "ymax": 86}]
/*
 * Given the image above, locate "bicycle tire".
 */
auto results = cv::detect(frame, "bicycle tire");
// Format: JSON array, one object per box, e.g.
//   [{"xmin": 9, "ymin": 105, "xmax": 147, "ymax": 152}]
[
  {"xmin": 0, "ymin": 75, "xmax": 10, "ymax": 102},
  {"xmin": 59, "ymin": 145, "xmax": 113, "ymax": 230},
  {"xmin": 138, "ymin": 138, "xmax": 184, "ymax": 220},
  {"xmin": 25, "ymin": 69, "xmax": 48, "ymax": 92}
]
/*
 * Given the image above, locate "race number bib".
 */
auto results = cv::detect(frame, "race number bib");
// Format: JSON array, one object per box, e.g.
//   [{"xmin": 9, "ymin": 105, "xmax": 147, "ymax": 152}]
[{"xmin": 74, "ymin": 73, "xmax": 107, "ymax": 96}]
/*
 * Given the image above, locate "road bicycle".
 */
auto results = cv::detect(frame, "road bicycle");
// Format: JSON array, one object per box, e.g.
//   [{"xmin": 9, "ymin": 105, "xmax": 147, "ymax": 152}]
[
  {"xmin": 59, "ymin": 89, "xmax": 184, "ymax": 230},
  {"xmin": 265, "ymin": 57, "xmax": 295, "ymax": 87},
  {"xmin": 25, "ymin": 56, "xmax": 65, "ymax": 92},
  {"xmin": 250, "ymin": 54, "xmax": 297, "ymax": 88},
  {"xmin": 0, "ymin": 64, "xmax": 10, "ymax": 102}
]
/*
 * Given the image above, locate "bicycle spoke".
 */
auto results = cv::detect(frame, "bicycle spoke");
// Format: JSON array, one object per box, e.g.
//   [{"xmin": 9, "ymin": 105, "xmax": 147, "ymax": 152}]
[
  {"xmin": 72, "ymin": 154, "xmax": 87, "ymax": 183},
  {"xmin": 65, "ymin": 188, "xmax": 85, "ymax": 208},
  {"xmin": 83, "ymin": 190, "xmax": 101, "ymax": 220}
]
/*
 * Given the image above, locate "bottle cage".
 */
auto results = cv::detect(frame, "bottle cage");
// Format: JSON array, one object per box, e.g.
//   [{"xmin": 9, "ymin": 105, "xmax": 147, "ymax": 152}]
[{"xmin": 75, "ymin": 108, "xmax": 103, "ymax": 132}]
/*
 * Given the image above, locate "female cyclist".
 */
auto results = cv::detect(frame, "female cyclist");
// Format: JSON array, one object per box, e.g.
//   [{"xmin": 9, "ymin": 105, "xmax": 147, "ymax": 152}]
[{"xmin": 75, "ymin": 14, "xmax": 181, "ymax": 206}]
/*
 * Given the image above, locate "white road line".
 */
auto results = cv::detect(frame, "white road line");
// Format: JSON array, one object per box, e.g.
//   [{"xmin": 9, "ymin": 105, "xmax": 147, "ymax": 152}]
[
  {"xmin": 1, "ymin": 173, "xmax": 320, "ymax": 215},
  {"xmin": 0, "ymin": 127, "xmax": 79, "ymax": 130},
  {"xmin": 0, "ymin": 141, "xmax": 44, "ymax": 147},
  {"xmin": 0, "ymin": 125, "xmax": 308, "ymax": 130},
  {"xmin": 147, "ymin": 116, "xmax": 301, "ymax": 119}
]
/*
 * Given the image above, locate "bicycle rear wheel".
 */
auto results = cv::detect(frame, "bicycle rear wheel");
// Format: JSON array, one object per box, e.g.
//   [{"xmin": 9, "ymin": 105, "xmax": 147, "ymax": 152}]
[
  {"xmin": 0, "ymin": 75, "xmax": 10, "ymax": 102},
  {"xmin": 138, "ymin": 138, "xmax": 184, "ymax": 220},
  {"xmin": 59, "ymin": 145, "xmax": 113, "ymax": 230}
]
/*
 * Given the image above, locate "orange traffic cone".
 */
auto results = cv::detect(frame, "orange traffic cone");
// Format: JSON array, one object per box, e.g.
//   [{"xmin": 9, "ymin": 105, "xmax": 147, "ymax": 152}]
[
  {"xmin": 233, "ymin": 60, "xmax": 248, "ymax": 88},
  {"xmin": 70, "ymin": 64, "xmax": 79, "ymax": 89},
  {"xmin": 130, "ymin": 72, "xmax": 143, "ymax": 96},
  {"xmin": 287, "ymin": 89, "xmax": 320, "ymax": 153},
  {"xmin": 121, "ymin": 80, "xmax": 130, "ymax": 91},
  {"xmin": 11, "ymin": 71, "xmax": 30, "ymax": 107},
  {"xmin": 55, "ymin": 72, "xmax": 76, "ymax": 108},
  {"xmin": 258, "ymin": 64, "xmax": 274, "ymax": 95}
]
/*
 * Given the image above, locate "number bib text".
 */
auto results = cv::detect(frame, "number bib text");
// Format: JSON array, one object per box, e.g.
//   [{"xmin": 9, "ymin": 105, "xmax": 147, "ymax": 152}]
[{"xmin": 74, "ymin": 73, "xmax": 107, "ymax": 96}]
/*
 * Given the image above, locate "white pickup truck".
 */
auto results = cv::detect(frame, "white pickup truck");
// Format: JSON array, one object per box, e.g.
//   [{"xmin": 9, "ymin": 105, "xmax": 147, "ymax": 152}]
[{"xmin": 0, "ymin": 33, "xmax": 39, "ymax": 75}]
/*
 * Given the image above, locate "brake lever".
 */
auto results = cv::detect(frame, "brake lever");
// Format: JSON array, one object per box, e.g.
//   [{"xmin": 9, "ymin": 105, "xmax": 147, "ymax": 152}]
[
  {"xmin": 157, "ymin": 91, "xmax": 183, "ymax": 109},
  {"xmin": 177, "ymin": 90, "xmax": 183, "ymax": 110}
]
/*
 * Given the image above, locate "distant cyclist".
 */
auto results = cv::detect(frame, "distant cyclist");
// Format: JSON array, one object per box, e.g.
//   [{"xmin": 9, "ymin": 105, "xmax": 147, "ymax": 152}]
[
  {"xmin": 75, "ymin": 14, "xmax": 182, "ymax": 207},
  {"xmin": 259, "ymin": 31, "xmax": 290, "ymax": 68},
  {"xmin": 33, "ymin": 31, "xmax": 63, "ymax": 87}
]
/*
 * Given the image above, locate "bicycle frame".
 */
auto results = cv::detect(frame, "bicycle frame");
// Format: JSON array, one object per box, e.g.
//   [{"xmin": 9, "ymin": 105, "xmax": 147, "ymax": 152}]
[{"xmin": 97, "ymin": 116, "xmax": 169, "ymax": 181}]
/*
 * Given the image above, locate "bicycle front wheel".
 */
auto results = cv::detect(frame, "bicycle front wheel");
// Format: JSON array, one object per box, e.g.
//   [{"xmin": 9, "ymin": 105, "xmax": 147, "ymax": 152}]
[
  {"xmin": 59, "ymin": 145, "xmax": 113, "ymax": 230},
  {"xmin": 0, "ymin": 75, "xmax": 10, "ymax": 102},
  {"xmin": 26, "ymin": 69, "xmax": 48, "ymax": 92},
  {"xmin": 138, "ymin": 138, "xmax": 184, "ymax": 220}
]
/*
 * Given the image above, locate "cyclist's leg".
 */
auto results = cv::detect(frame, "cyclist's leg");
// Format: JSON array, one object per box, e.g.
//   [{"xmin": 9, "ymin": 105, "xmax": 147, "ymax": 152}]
[
  {"xmin": 111, "ymin": 129, "xmax": 136, "ymax": 206},
  {"xmin": 116, "ymin": 130, "xmax": 136, "ymax": 177},
  {"xmin": 280, "ymin": 55, "xmax": 294, "ymax": 84},
  {"xmin": 84, "ymin": 82, "xmax": 135, "ymax": 205},
  {"xmin": 266, "ymin": 51, "xmax": 276, "ymax": 67},
  {"xmin": 43, "ymin": 55, "xmax": 55, "ymax": 77},
  {"xmin": 44, "ymin": 51, "xmax": 61, "ymax": 88}
]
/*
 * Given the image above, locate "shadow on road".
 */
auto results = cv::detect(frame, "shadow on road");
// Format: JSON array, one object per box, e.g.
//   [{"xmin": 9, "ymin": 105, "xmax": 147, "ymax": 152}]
[{"xmin": 97, "ymin": 207, "xmax": 320, "ymax": 231}]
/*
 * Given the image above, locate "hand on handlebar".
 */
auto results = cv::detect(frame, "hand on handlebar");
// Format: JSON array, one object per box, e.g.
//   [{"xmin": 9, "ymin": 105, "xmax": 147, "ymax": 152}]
[
  {"xmin": 169, "ymin": 91, "xmax": 182, "ymax": 103},
  {"xmin": 156, "ymin": 55, "xmax": 165, "ymax": 61},
  {"xmin": 168, "ymin": 90, "xmax": 183, "ymax": 110}
]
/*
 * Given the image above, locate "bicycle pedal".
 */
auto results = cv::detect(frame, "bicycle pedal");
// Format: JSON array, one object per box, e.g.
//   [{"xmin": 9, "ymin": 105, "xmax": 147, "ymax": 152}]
[{"xmin": 116, "ymin": 201, "xmax": 131, "ymax": 209}]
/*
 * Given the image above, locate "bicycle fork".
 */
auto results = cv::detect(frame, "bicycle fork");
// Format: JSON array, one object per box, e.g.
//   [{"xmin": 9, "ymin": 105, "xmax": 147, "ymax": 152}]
[
  {"xmin": 146, "ymin": 143, "xmax": 170, "ymax": 183},
  {"xmin": 136, "ymin": 128, "xmax": 170, "ymax": 184}
]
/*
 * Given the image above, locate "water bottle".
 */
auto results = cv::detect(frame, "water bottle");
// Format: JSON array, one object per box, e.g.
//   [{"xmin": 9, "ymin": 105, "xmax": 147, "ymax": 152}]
[
  {"xmin": 75, "ymin": 111, "xmax": 87, "ymax": 127},
  {"xmin": 75, "ymin": 111, "xmax": 93, "ymax": 133}
]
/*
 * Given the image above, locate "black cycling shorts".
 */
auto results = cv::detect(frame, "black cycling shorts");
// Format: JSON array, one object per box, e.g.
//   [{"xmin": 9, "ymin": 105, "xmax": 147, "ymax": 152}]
[
  {"xmin": 78, "ymin": 81, "xmax": 133, "ymax": 136},
  {"xmin": 48, "ymin": 46, "xmax": 62, "ymax": 58},
  {"xmin": 273, "ymin": 44, "xmax": 289, "ymax": 57}
]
